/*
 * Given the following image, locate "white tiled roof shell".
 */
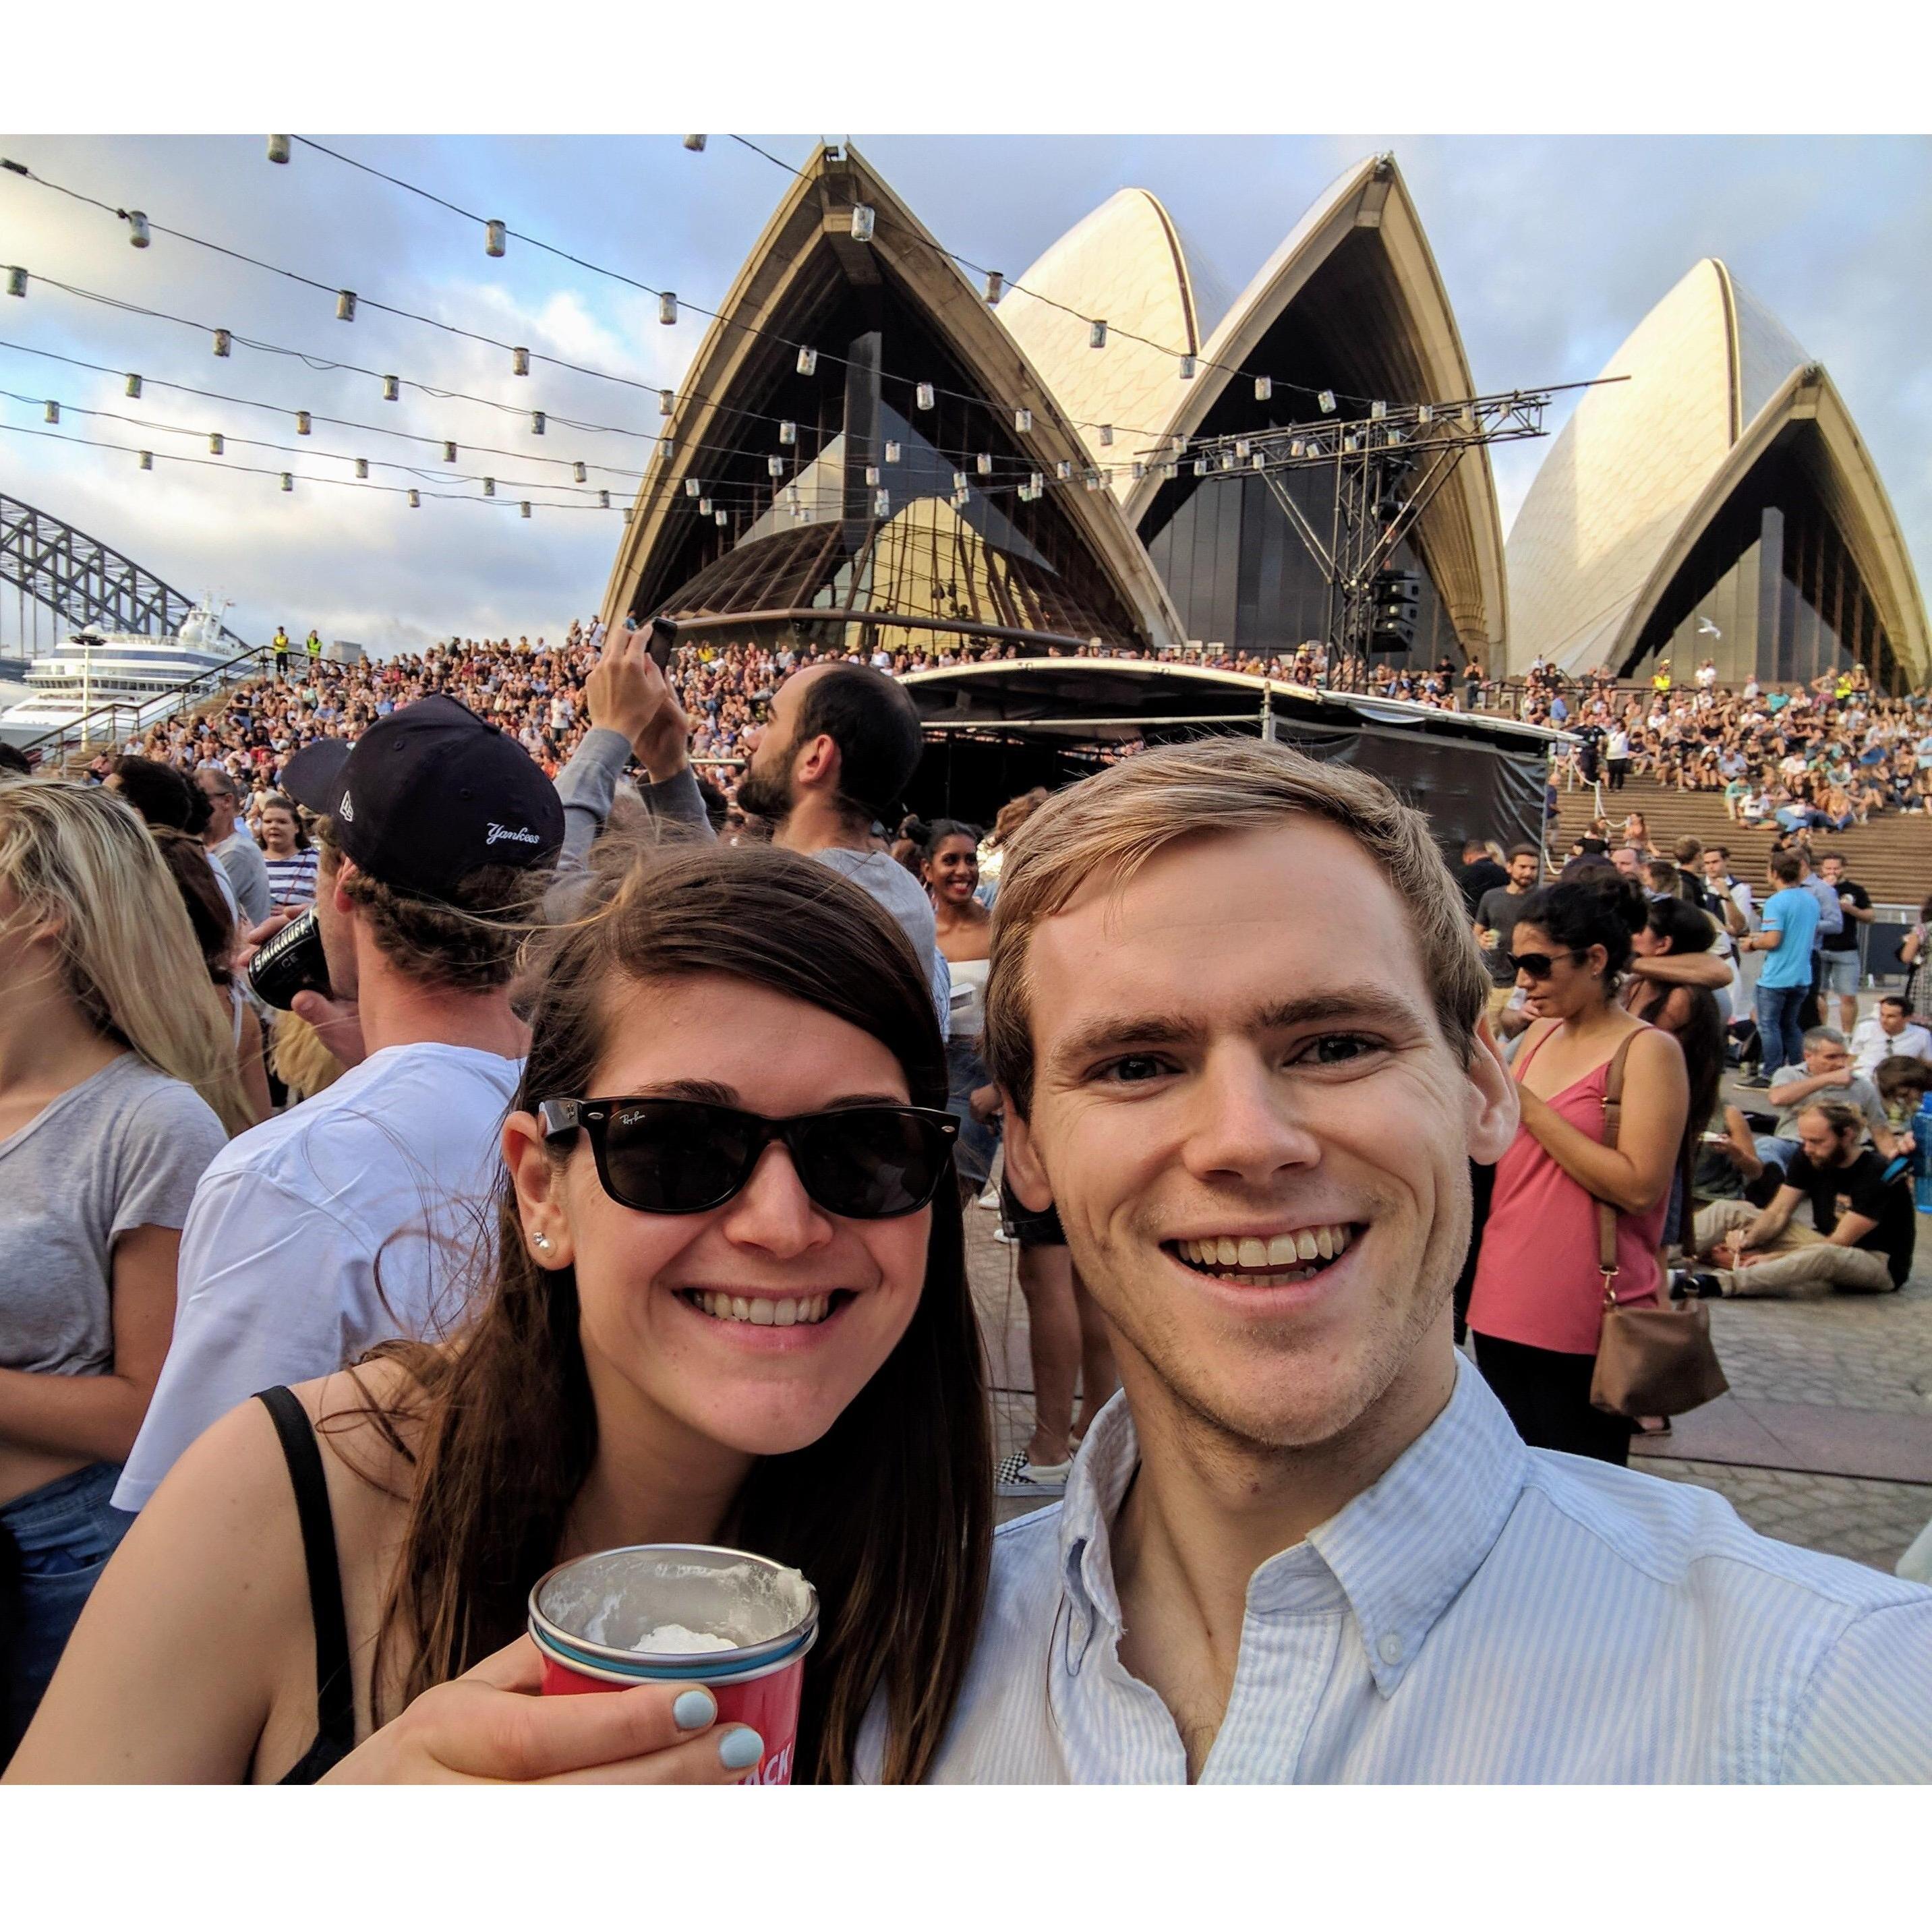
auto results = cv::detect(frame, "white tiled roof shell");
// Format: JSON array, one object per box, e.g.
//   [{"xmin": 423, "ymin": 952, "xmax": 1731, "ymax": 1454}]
[
  {"xmin": 1504, "ymin": 259, "xmax": 1808, "ymax": 674},
  {"xmin": 997, "ymin": 190, "xmax": 1207, "ymax": 495}
]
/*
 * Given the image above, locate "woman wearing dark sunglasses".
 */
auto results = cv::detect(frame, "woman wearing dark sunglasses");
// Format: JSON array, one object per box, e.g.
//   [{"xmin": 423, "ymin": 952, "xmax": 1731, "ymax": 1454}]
[
  {"xmin": 1465, "ymin": 873, "xmax": 1689, "ymax": 1465},
  {"xmin": 11, "ymin": 842, "xmax": 991, "ymax": 1784}
]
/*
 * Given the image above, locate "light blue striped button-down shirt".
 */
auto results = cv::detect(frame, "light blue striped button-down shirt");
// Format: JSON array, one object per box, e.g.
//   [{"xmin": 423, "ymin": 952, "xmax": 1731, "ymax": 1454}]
[{"xmin": 899, "ymin": 1357, "xmax": 1932, "ymax": 1782}]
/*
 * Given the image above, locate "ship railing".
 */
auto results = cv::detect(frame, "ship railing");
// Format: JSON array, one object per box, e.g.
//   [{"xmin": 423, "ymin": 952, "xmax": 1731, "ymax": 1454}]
[{"xmin": 16, "ymin": 639, "xmax": 278, "ymax": 765}]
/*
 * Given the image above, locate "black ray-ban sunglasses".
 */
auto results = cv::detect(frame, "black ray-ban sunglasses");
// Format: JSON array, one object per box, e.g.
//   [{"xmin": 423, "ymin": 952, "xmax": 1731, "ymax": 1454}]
[
  {"xmin": 1505, "ymin": 947, "xmax": 1587, "ymax": 980},
  {"xmin": 538, "ymin": 1096, "xmax": 958, "ymax": 1220}
]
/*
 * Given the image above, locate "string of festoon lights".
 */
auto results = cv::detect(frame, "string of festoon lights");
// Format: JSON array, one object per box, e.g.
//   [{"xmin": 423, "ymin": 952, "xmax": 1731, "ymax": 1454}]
[
  {"xmin": 0, "ymin": 419, "xmax": 608, "ymax": 516},
  {"xmin": 2, "ymin": 257, "xmax": 1173, "ymax": 523},
  {"xmin": 0, "ymin": 385, "xmax": 612, "ymax": 504},
  {"xmin": 0, "ymin": 137, "xmax": 1377, "ymax": 526},
  {"xmin": 1, "ymin": 147, "xmax": 1176, "ymax": 478}
]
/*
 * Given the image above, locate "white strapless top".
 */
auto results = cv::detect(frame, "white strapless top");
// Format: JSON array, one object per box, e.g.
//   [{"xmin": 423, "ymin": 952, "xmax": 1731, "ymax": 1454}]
[{"xmin": 947, "ymin": 956, "xmax": 990, "ymax": 1038}]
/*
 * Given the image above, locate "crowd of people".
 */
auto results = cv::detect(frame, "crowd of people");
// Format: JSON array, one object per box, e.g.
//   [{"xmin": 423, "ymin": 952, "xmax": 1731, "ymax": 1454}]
[
  {"xmin": 3, "ymin": 621, "xmax": 1929, "ymax": 1787},
  {"xmin": 1533, "ymin": 653, "xmax": 1932, "ymax": 828}
]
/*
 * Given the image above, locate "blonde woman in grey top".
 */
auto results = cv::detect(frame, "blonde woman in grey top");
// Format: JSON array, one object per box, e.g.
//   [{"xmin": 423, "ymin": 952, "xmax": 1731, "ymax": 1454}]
[{"xmin": 0, "ymin": 782, "xmax": 233, "ymax": 1761}]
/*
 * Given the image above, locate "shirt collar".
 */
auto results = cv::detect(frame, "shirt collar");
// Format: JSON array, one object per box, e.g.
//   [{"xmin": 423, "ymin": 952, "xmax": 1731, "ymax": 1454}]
[{"xmin": 1053, "ymin": 1355, "xmax": 1531, "ymax": 1697}]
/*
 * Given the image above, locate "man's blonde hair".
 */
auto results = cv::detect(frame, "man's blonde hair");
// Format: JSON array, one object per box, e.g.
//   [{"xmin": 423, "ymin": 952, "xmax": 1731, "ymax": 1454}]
[{"xmin": 982, "ymin": 738, "xmax": 1489, "ymax": 1117}]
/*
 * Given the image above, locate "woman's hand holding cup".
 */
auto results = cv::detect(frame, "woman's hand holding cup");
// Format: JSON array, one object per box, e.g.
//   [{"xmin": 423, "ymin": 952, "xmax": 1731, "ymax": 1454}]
[{"xmin": 320, "ymin": 1635, "xmax": 763, "ymax": 1784}]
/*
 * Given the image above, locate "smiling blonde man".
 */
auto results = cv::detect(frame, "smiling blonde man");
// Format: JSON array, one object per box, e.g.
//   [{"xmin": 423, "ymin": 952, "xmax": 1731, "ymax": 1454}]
[{"xmin": 902, "ymin": 738, "xmax": 1931, "ymax": 1783}]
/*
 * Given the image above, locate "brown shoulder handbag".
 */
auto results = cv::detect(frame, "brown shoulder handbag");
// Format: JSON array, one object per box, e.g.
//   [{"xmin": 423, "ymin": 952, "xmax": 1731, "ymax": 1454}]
[{"xmin": 1587, "ymin": 1030, "xmax": 1730, "ymax": 1418}]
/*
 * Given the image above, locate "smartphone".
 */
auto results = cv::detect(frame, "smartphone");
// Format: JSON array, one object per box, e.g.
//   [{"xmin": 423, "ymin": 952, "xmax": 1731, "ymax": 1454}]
[{"xmin": 646, "ymin": 615, "xmax": 679, "ymax": 671}]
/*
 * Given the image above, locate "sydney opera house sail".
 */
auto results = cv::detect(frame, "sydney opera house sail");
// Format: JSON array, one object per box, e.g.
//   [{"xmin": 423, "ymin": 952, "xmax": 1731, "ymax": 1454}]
[
  {"xmin": 1001, "ymin": 154, "xmax": 1506, "ymax": 669},
  {"xmin": 603, "ymin": 144, "xmax": 1182, "ymax": 660},
  {"xmin": 1507, "ymin": 259, "xmax": 1928, "ymax": 693}
]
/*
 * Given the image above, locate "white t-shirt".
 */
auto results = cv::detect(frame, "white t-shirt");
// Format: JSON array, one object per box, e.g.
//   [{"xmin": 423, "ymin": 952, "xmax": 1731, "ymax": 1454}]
[
  {"xmin": 114, "ymin": 1041, "xmax": 522, "ymax": 1511},
  {"xmin": 1850, "ymin": 1017, "xmax": 1932, "ymax": 1082}
]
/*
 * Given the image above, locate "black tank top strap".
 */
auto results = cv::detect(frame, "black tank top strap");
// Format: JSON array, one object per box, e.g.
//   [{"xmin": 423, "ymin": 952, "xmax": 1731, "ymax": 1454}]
[{"xmin": 255, "ymin": 1385, "xmax": 357, "ymax": 1783}]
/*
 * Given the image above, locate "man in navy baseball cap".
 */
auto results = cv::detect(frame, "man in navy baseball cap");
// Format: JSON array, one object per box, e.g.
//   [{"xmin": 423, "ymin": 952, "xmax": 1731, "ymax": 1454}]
[{"xmin": 281, "ymin": 693, "xmax": 562, "ymax": 899}]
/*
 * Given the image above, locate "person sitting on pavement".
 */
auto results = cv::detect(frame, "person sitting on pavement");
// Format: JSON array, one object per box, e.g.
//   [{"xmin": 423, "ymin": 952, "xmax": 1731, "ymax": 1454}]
[
  {"xmin": 1850, "ymin": 995, "xmax": 1932, "ymax": 1082},
  {"xmin": 1754, "ymin": 1026, "xmax": 1898, "ymax": 1181},
  {"xmin": 110, "ymin": 695, "xmax": 564, "ymax": 1513},
  {"xmin": 1683, "ymin": 1101, "xmax": 1914, "ymax": 1299}
]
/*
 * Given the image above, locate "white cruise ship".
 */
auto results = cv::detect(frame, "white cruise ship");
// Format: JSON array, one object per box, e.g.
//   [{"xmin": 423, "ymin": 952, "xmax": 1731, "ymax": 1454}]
[{"xmin": 0, "ymin": 601, "xmax": 243, "ymax": 746}]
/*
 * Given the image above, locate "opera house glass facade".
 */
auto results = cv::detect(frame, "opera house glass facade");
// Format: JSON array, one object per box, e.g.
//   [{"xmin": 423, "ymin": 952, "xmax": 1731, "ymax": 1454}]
[{"xmin": 606, "ymin": 146, "xmax": 1925, "ymax": 691}]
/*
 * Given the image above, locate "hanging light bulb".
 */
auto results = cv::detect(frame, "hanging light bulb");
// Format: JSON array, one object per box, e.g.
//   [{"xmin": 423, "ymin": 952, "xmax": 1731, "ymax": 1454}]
[
  {"xmin": 952, "ymin": 488, "xmax": 968, "ymax": 510},
  {"xmin": 483, "ymin": 477, "xmax": 496, "ymax": 498},
  {"xmin": 849, "ymin": 204, "xmax": 875, "ymax": 242},
  {"xmin": 1084, "ymin": 470, "xmax": 1102, "ymax": 492},
  {"xmin": 1099, "ymin": 424, "xmax": 1115, "ymax": 448},
  {"xmin": 915, "ymin": 382, "xmax": 935, "ymax": 410},
  {"xmin": 267, "ymin": 134, "xmax": 291, "ymax": 164},
  {"xmin": 699, "ymin": 496, "xmax": 712, "ymax": 514},
  {"xmin": 1318, "ymin": 390, "xmax": 1336, "ymax": 413},
  {"xmin": 1417, "ymin": 404, "xmax": 1433, "ymax": 426},
  {"xmin": 1460, "ymin": 403, "xmax": 1476, "ymax": 427},
  {"xmin": 1179, "ymin": 355, "xmax": 1196, "ymax": 380},
  {"xmin": 659, "ymin": 388, "xmax": 675, "ymax": 417},
  {"xmin": 43, "ymin": 401, "xmax": 59, "ymax": 423},
  {"xmin": 1014, "ymin": 407, "xmax": 1032, "ymax": 434},
  {"xmin": 1385, "ymin": 427, "xmax": 1403, "ymax": 446},
  {"xmin": 125, "ymin": 210, "xmax": 151, "ymax": 249},
  {"xmin": 599, "ymin": 490, "xmax": 610, "ymax": 508},
  {"xmin": 139, "ymin": 450, "xmax": 152, "ymax": 470},
  {"xmin": 865, "ymin": 465, "xmax": 881, "ymax": 487},
  {"xmin": 513, "ymin": 347, "xmax": 530, "ymax": 376},
  {"xmin": 209, "ymin": 433, "xmax": 224, "ymax": 455},
  {"xmin": 1221, "ymin": 455, "xmax": 1237, "ymax": 472},
  {"xmin": 1028, "ymin": 471, "xmax": 1043, "ymax": 495},
  {"xmin": 622, "ymin": 506, "xmax": 634, "ymax": 525},
  {"xmin": 523, "ymin": 501, "xmax": 533, "ymax": 519},
  {"xmin": 5, "ymin": 267, "xmax": 26, "ymax": 298},
  {"xmin": 682, "ymin": 135, "xmax": 707, "ymax": 151},
  {"xmin": 767, "ymin": 456, "xmax": 785, "ymax": 477},
  {"xmin": 573, "ymin": 461, "xmax": 587, "ymax": 483},
  {"xmin": 1254, "ymin": 376, "xmax": 1273, "ymax": 403},
  {"xmin": 952, "ymin": 470, "xmax": 968, "ymax": 494},
  {"xmin": 382, "ymin": 375, "xmax": 400, "ymax": 401},
  {"xmin": 485, "ymin": 218, "xmax": 506, "ymax": 258},
  {"xmin": 1132, "ymin": 461, "xmax": 1146, "ymax": 480},
  {"xmin": 1193, "ymin": 459, "xmax": 1208, "ymax": 477},
  {"xmin": 1370, "ymin": 399, "xmax": 1387, "ymax": 421},
  {"xmin": 796, "ymin": 347, "xmax": 817, "ymax": 376},
  {"xmin": 1252, "ymin": 452, "xmax": 1266, "ymax": 471},
  {"xmin": 778, "ymin": 419, "xmax": 796, "ymax": 445},
  {"xmin": 336, "ymin": 290, "xmax": 357, "ymax": 322},
  {"xmin": 884, "ymin": 440, "xmax": 901, "ymax": 463},
  {"xmin": 281, "ymin": 473, "xmax": 294, "ymax": 493},
  {"xmin": 685, "ymin": 479, "xmax": 701, "ymax": 498},
  {"xmin": 354, "ymin": 458, "xmax": 369, "ymax": 479},
  {"xmin": 1056, "ymin": 460, "xmax": 1072, "ymax": 481},
  {"xmin": 407, "ymin": 488, "xmax": 419, "ymax": 507},
  {"xmin": 1235, "ymin": 439, "xmax": 1251, "ymax": 460},
  {"xmin": 531, "ymin": 411, "xmax": 546, "ymax": 435},
  {"xmin": 212, "ymin": 328, "xmax": 232, "ymax": 357},
  {"xmin": 985, "ymin": 270, "xmax": 1003, "ymax": 303},
  {"xmin": 1289, "ymin": 438, "xmax": 1305, "ymax": 457},
  {"xmin": 874, "ymin": 488, "xmax": 890, "ymax": 518},
  {"xmin": 443, "ymin": 442, "xmax": 457, "ymax": 463},
  {"xmin": 977, "ymin": 454, "xmax": 993, "ymax": 475},
  {"xmin": 659, "ymin": 293, "xmax": 678, "ymax": 326},
  {"xmin": 660, "ymin": 433, "xmax": 674, "ymax": 454},
  {"xmin": 1343, "ymin": 434, "xmax": 1358, "ymax": 453},
  {"xmin": 1089, "ymin": 320, "xmax": 1108, "ymax": 349},
  {"xmin": 125, "ymin": 373, "xmax": 142, "ymax": 399},
  {"xmin": 713, "ymin": 508, "xmax": 728, "ymax": 527}
]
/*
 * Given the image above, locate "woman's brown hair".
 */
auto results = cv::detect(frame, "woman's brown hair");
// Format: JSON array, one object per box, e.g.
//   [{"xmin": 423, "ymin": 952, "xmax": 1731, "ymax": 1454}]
[{"xmin": 364, "ymin": 838, "xmax": 991, "ymax": 1782}]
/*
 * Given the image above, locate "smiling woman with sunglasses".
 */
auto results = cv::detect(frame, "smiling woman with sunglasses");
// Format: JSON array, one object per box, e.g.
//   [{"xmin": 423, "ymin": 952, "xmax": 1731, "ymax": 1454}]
[
  {"xmin": 9, "ymin": 841, "xmax": 991, "ymax": 1784},
  {"xmin": 1466, "ymin": 873, "xmax": 1689, "ymax": 1465}
]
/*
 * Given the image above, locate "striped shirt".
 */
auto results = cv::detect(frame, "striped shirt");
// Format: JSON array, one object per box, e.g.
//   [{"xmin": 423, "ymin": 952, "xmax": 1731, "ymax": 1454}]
[
  {"xmin": 262, "ymin": 848, "xmax": 320, "ymax": 907},
  {"xmin": 894, "ymin": 1357, "xmax": 1932, "ymax": 1782}
]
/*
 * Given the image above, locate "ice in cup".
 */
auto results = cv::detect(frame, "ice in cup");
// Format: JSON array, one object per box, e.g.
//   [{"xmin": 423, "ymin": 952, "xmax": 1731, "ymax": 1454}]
[{"xmin": 527, "ymin": 1545, "xmax": 819, "ymax": 1784}]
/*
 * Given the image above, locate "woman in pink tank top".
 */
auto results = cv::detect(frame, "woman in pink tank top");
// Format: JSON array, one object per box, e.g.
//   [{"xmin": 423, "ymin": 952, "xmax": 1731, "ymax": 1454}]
[{"xmin": 1467, "ymin": 872, "xmax": 1689, "ymax": 1464}]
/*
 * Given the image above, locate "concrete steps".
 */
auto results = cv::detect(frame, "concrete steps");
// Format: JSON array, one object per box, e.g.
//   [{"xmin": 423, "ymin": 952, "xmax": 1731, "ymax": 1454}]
[{"xmin": 1552, "ymin": 774, "xmax": 1932, "ymax": 906}]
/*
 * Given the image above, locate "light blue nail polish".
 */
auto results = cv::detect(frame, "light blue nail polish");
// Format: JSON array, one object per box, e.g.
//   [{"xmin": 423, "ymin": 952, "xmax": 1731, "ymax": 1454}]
[
  {"xmin": 718, "ymin": 1727, "xmax": 763, "ymax": 1772},
  {"xmin": 672, "ymin": 1689, "xmax": 716, "ymax": 1731}
]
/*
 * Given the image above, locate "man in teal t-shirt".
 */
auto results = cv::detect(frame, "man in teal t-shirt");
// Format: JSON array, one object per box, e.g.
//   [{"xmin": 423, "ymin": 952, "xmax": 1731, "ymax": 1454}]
[{"xmin": 1743, "ymin": 851, "xmax": 1821, "ymax": 1083}]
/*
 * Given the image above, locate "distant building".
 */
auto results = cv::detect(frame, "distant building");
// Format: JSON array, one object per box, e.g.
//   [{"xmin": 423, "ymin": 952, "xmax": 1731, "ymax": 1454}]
[{"xmin": 1507, "ymin": 258, "xmax": 1928, "ymax": 691}]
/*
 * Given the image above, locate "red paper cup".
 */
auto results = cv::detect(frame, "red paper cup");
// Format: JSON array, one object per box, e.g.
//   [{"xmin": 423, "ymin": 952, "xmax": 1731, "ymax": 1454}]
[{"xmin": 527, "ymin": 1545, "xmax": 819, "ymax": 1786}]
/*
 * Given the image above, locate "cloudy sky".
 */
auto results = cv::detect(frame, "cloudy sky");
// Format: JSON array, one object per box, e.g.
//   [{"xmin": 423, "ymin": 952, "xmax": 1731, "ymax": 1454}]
[{"xmin": 1, "ymin": 131, "xmax": 1926, "ymax": 657}]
